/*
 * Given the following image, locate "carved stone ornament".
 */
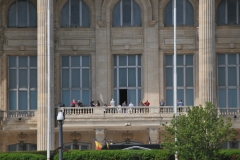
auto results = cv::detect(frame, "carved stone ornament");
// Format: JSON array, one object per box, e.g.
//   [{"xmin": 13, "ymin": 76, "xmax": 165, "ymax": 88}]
[
  {"xmin": 70, "ymin": 131, "xmax": 81, "ymax": 141},
  {"xmin": 122, "ymin": 131, "xmax": 134, "ymax": 141},
  {"xmin": 95, "ymin": 128, "xmax": 105, "ymax": 135},
  {"xmin": 229, "ymin": 42, "xmax": 235, "ymax": 49},
  {"xmin": 16, "ymin": 132, "xmax": 29, "ymax": 143}
]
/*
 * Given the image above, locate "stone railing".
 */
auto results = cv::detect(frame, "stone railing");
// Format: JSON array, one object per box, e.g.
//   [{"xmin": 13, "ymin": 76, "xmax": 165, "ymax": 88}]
[
  {"xmin": 60, "ymin": 107, "xmax": 94, "ymax": 115},
  {"xmin": 218, "ymin": 108, "xmax": 240, "ymax": 115},
  {"xmin": 5, "ymin": 110, "xmax": 36, "ymax": 117}
]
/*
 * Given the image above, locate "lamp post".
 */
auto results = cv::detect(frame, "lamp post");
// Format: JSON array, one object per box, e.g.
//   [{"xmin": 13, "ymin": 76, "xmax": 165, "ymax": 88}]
[{"xmin": 57, "ymin": 111, "xmax": 65, "ymax": 160}]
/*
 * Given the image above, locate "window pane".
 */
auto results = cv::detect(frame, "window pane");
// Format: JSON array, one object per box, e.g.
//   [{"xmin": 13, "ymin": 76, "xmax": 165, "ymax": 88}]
[
  {"xmin": 228, "ymin": 54, "xmax": 236, "ymax": 64},
  {"xmin": 138, "ymin": 89, "xmax": 142, "ymax": 103},
  {"xmin": 82, "ymin": 69, "xmax": 90, "ymax": 88},
  {"xmin": 62, "ymin": 69, "xmax": 69, "ymax": 88},
  {"xmin": 9, "ymin": 69, "xmax": 17, "ymax": 89},
  {"xmin": 18, "ymin": 0, "xmax": 28, "ymax": 27},
  {"xmin": 166, "ymin": 68, "xmax": 173, "ymax": 87},
  {"xmin": 228, "ymin": 89, "xmax": 237, "ymax": 108},
  {"xmin": 29, "ymin": 144, "xmax": 37, "ymax": 151},
  {"xmin": 71, "ymin": 56, "xmax": 80, "ymax": 67},
  {"xmin": 138, "ymin": 68, "xmax": 141, "ymax": 87},
  {"xmin": 19, "ymin": 91, "xmax": 28, "ymax": 110},
  {"xmin": 177, "ymin": 0, "xmax": 184, "ymax": 25},
  {"xmin": 114, "ymin": 68, "xmax": 117, "ymax": 87},
  {"xmin": 82, "ymin": 90, "xmax": 90, "ymax": 106},
  {"xmin": 30, "ymin": 56, "xmax": 37, "ymax": 67},
  {"xmin": 30, "ymin": 91, "xmax": 37, "ymax": 110},
  {"xmin": 114, "ymin": 89, "xmax": 118, "ymax": 106},
  {"xmin": 166, "ymin": 89, "xmax": 173, "ymax": 106},
  {"xmin": 113, "ymin": 1, "xmax": 120, "ymax": 26},
  {"xmin": 71, "ymin": 0, "xmax": 80, "ymax": 27},
  {"xmin": 177, "ymin": 55, "xmax": 183, "ymax": 65},
  {"xmin": 119, "ymin": 56, "xmax": 127, "ymax": 66},
  {"xmin": 164, "ymin": 1, "xmax": 172, "ymax": 26},
  {"xmin": 177, "ymin": 89, "xmax": 184, "ymax": 105},
  {"xmin": 228, "ymin": 67, "xmax": 237, "ymax": 86},
  {"xmin": 185, "ymin": 1, "xmax": 194, "ymax": 25},
  {"xmin": 186, "ymin": 55, "xmax": 193, "ymax": 66},
  {"xmin": 218, "ymin": 89, "xmax": 226, "ymax": 108},
  {"xmin": 29, "ymin": 2, "xmax": 37, "ymax": 27},
  {"xmin": 19, "ymin": 57, "xmax": 28, "ymax": 67},
  {"xmin": 114, "ymin": 56, "xmax": 117, "ymax": 66},
  {"xmin": 228, "ymin": 0, "xmax": 237, "ymax": 24},
  {"xmin": 82, "ymin": 1, "xmax": 90, "ymax": 27},
  {"xmin": 218, "ymin": 67, "xmax": 226, "ymax": 86},
  {"xmin": 72, "ymin": 69, "xmax": 80, "ymax": 88},
  {"xmin": 8, "ymin": 144, "xmax": 17, "ymax": 151},
  {"xmin": 82, "ymin": 56, "xmax": 90, "ymax": 67},
  {"xmin": 128, "ymin": 68, "xmax": 136, "ymax": 87},
  {"xmin": 186, "ymin": 89, "xmax": 194, "ymax": 106},
  {"xmin": 119, "ymin": 68, "xmax": 127, "ymax": 87},
  {"xmin": 133, "ymin": 1, "xmax": 141, "ymax": 26},
  {"xmin": 8, "ymin": 3, "xmax": 16, "ymax": 27},
  {"xmin": 122, "ymin": 0, "xmax": 131, "ymax": 26},
  {"xmin": 71, "ymin": 90, "xmax": 80, "ymax": 101},
  {"xmin": 165, "ymin": 55, "xmax": 172, "ymax": 66},
  {"xmin": 9, "ymin": 91, "xmax": 16, "ymax": 110},
  {"xmin": 186, "ymin": 68, "xmax": 193, "ymax": 87},
  {"xmin": 62, "ymin": 90, "xmax": 70, "ymax": 107},
  {"xmin": 9, "ymin": 57, "xmax": 16, "ymax": 67},
  {"xmin": 30, "ymin": 69, "xmax": 37, "ymax": 88},
  {"xmin": 218, "ymin": 54, "xmax": 225, "ymax": 65},
  {"xmin": 137, "ymin": 55, "xmax": 141, "ymax": 66},
  {"xmin": 62, "ymin": 56, "xmax": 69, "ymax": 67},
  {"xmin": 128, "ymin": 55, "xmax": 136, "ymax": 66},
  {"xmin": 177, "ymin": 68, "xmax": 184, "ymax": 87},
  {"xmin": 19, "ymin": 69, "xmax": 28, "ymax": 88},
  {"xmin": 128, "ymin": 89, "xmax": 136, "ymax": 106},
  {"xmin": 217, "ymin": 0, "xmax": 226, "ymax": 25},
  {"xmin": 61, "ymin": 2, "xmax": 69, "ymax": 27}
]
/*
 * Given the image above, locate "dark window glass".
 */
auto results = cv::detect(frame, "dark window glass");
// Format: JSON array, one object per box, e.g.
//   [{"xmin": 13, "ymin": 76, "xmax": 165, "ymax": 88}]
[
  {"xmin": 8, "ymin": 3, "xmax": 17, "ymax": 27},
  {"xmin": 186, "ymin": 1, "xmax": 194, "ymax": 25},
  {"xmin": 61, "ymin": 3, "xmax": 69, "ymax": 27},
  {"xmin": 29, "ymin": 2, "xmax": 37, "ymax": 27},
  {"xmin": 228, "ymin": 0, "xmax": 237, "ymax": 24},
  {"xmin": 82, "ymin": 2, "xmax": 90, "ymax": 27},
  {"xmin": 176, "ymin": 0, "xmax": 184, "ymax": 25},
  {"xmin": 133, "ymin": 1, "xmax": 141, "ymax": 26},
  {"xmin": 122, "ymin": 0, "xmax": 131, "ymax": 26},
  {"xmin": 113, "ymin": 1, "xmax": 121, "ymax": 26},
  {"xmin": 71, "ymin": 0, "xmax": 80, "ymax": 27}
]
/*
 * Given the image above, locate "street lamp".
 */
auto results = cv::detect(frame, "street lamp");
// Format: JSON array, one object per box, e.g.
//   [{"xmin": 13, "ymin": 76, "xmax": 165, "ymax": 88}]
[{"xmin": 57, "ymin": 110, "xmax": 65, "ymax": 160}]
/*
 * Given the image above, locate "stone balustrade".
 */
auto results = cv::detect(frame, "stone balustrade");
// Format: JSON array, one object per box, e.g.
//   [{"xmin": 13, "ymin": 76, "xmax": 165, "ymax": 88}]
[{"xmin": 4, "ymin": 110, "xmax": 35, "ymax": 118}]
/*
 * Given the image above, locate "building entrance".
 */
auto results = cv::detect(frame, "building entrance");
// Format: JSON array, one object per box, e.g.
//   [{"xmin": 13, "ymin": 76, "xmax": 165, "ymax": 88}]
[{"xmin": 119, "ymin": 89, "xmax": 127, "ymax": 105}]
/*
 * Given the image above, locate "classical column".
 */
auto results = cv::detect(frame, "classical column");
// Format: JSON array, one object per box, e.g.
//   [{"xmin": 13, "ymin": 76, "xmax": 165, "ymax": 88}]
[
  {"xmin": 198, "ymin": 0, "xmax": 216, "ymax": 106},
  {"xmin": 37, "ymin": 0, "xmax": 55, "ymax": 150},
  {"xmin": 149, "ymin": 128, "xmax": 159, "ymax": 144}
]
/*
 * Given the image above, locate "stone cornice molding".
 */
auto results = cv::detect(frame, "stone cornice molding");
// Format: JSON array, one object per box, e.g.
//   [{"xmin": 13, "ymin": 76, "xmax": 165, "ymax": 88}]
[
  {"xmin": 1, "ymin": 0, "xmax": 37, "ymax": 28},
  {"xmin": 55, "ymin": 0, "xmax": 94, "ymax": 29},
  {"xmin": 99, "ymin": 0, "xmax": 155, "ymax": 28}
]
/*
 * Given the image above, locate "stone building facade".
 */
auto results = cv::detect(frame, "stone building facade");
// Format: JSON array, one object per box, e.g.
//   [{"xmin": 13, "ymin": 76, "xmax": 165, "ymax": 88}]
[{"xmin": 0, "ymin": 0, "xmax": 240, "ymax": 151}]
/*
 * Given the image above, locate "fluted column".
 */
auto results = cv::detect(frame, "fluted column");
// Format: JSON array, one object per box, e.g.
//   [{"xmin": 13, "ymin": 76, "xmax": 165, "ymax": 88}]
[
  {"xmin": 37, "ymin": 0, "xmax": 54, "ymax": 150},
  {"xmin": 198, "ymin": 0, "xmax": 216, "ymax": 106}
]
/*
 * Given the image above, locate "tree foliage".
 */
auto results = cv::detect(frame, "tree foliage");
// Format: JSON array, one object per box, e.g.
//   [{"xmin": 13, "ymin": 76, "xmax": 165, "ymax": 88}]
[{"xmin": 162, "ymin": 102, "xmax": 235, "ymax": 160}]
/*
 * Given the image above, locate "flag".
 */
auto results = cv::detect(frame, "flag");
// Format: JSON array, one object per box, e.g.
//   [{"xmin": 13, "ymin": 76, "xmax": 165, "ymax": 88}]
[
  {"xmin": 148, "ymin": 137, "xmax": 151, "ymax": 144},
  {"xmin": 104, "ymin": 138, "xmax": 109, "ymax": 149},
  {"xmin": 94, "ymin": 138, "xmax": 102, "ymax": 150}
]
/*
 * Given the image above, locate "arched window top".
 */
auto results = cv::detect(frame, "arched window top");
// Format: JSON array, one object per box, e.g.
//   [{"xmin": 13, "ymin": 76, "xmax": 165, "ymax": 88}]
[
  {"xmin": 8, "ymin": 0, "xmax": 37, "ymax": 28},
  {"xmin": 164, "ymin": 0, "xmax": 194, "ymax": 26},
  {"xmin": 217, "ymin": 0, "xmax": 240, "ymax": 25},
  {"xmin": 113, "ymin": 0, "xmax": 141, "ymax": 27},
  {"xmin": 61, "ymin": 0, "xmax": 90, "ymax": 27}
]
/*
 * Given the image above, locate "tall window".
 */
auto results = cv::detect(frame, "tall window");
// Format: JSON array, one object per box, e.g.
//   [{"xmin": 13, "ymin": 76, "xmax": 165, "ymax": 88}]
[
  {"xmin": 8, "ymin": 56, "xmax": 37, "ymax": 110},
  {"xmin": 8, "ymin": 0, "xmax": 37, "ymax": 27},
  {"xmin": 113, "ymin": 0, "xmax": 141, "ymax": 27},
  {"xmin": 164, "ymin": 0, "xmax": 194, "ymax": 26},
  {"xmin": 8, "ymin": 143, "xmax": 37, "ymax": 151},
  {"xmin": 61, "ymin": 56, "xmax": 90, "ymax": 106},
  {"xmin": 64, "ymin": 142, "xmax": 90, "ymax": 150},
  {"xmin": 218, "ymin": 54, "xmax": 240, "ymax": 111},
  {"xmin": 165, "ymin": 55, "xmax": 194, "ymax": 106},
  {"xmin": 113, "ymin": 55, "xmax": 141, "ymax": 106},
  {"xmin": 61, "ymin": 0, "xmax": 90, "ymax": 27},
  {"xmin": 217, "ymin": 0, "xmax": 240, "ymax": 25}
]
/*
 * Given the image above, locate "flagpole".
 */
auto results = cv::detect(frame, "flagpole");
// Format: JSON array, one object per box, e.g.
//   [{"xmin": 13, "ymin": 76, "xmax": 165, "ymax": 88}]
[
  {"xmin": 173, "ymin": 0, "xmax": 178, "ymax": 159},
  {"xmin": 47, "ymin": 0, "xmax": 51, "ymax": 159}
]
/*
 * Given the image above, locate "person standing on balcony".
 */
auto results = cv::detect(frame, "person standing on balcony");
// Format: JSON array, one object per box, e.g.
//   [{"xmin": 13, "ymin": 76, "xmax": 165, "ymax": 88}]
[
  {"xmin": 144, "ymin": 100, "xmax": 150, "ymax": 106},
  {"xmin": 70, "ymin": 99, "xmax": 76, "ymax": 107},
  {"xmin": 96, "ymin": 100, "xmax": 100, "ymax": 107},
  {"xmin": 122, "ymin": 101, "xmax": 127, "ymax": 106},
  {"xmin": 139, "ymin": 100, "xmax": 145, "ymax": 106},
  {"xmin": 90, "ymin": 100, "xmax": 95, "ymax": 107},
  {"xmin": 160, "ymin": 99, "xmax": 165, "ymax": 113},
  {"xmin": 77, "ymin": 100, "xmax": 82, "ymax": 107},
  {"xmin": 117, "ymin": 103, "xmax": 122, "ymax": 113},
  {"xmin": 177, "ymin": 100, "xmax": 183, "ymax": 112}
]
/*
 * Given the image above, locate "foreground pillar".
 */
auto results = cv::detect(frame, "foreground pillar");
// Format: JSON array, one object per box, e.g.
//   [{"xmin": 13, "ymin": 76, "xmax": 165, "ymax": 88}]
[
  {"xmin": 37, "ymin": 0, "xmax": 54, "ymax": 150},
  {"xmin": 198, "ymin": 0, "xmax": 216, "ymax": 106}
]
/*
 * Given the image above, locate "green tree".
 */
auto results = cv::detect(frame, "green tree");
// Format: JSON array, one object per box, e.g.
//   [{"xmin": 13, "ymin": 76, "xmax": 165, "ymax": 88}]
[{"xmin": 162, "ymin": 102, "xmax": 235, "ymax": 160}]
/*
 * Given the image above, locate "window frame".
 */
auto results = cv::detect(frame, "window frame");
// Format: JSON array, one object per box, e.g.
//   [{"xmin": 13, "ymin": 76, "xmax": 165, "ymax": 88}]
[
  {"xmin": 63, "ymin": 142, "xmax": 91, "ymax": 150},
  {"xmin": 8, "ymin": 143, "xmax": 37, "ymax": 151}
]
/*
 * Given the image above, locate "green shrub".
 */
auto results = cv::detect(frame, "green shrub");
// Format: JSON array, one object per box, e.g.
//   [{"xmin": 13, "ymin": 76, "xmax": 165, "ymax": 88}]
[{"xmin": 0, "ymin": 152, "xmax": 46, "ymax": 160}]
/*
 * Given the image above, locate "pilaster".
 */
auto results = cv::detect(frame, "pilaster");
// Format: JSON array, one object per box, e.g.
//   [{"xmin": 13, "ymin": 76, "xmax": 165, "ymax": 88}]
[
  {"xmin": 149, "ymin": 127, "xmax": 159, "ymax": 144},
  {"xmin": 198, "ymin": 0, "xmax": 216, "ymax": 106},
  {"xmin": 37, "ymin": 0, "xmax": 55, "ymax": 150}
]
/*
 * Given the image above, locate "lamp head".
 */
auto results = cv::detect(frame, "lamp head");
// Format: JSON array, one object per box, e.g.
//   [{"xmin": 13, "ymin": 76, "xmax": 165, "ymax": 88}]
[{"xmin": 57, "ymin": 111, "xmax": 65, "ymax": 121}]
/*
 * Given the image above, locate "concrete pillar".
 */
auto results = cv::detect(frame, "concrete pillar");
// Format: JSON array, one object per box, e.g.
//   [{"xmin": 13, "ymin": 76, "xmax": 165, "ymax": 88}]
[
  {"xmin": 95, "ymin": 128, "xmax": 105, "ymax": 145},
  {"xmin": 149, "ymin": 127, "xmax": 159, "ymax": 144},
  {"xmin": 198, "ymin": 0, "xmax": 216, "ymax": 106},
  {"xmin": 37, "ymin": 0, "xmax": 55, "ymax": 150}
]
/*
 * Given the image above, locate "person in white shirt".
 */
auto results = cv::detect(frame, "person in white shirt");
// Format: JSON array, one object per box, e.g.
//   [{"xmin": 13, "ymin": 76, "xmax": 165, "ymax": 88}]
[
  {"xmin": 129, "ymin": 102, "xmax": 134, "ymax": 107},
  {"xmin": 117, "ymin": 103, "xmax": 122, "ymax": 113},
  {"xmin": 128, "ymin": 102, "xmax": 134, "ymax": 113}
]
